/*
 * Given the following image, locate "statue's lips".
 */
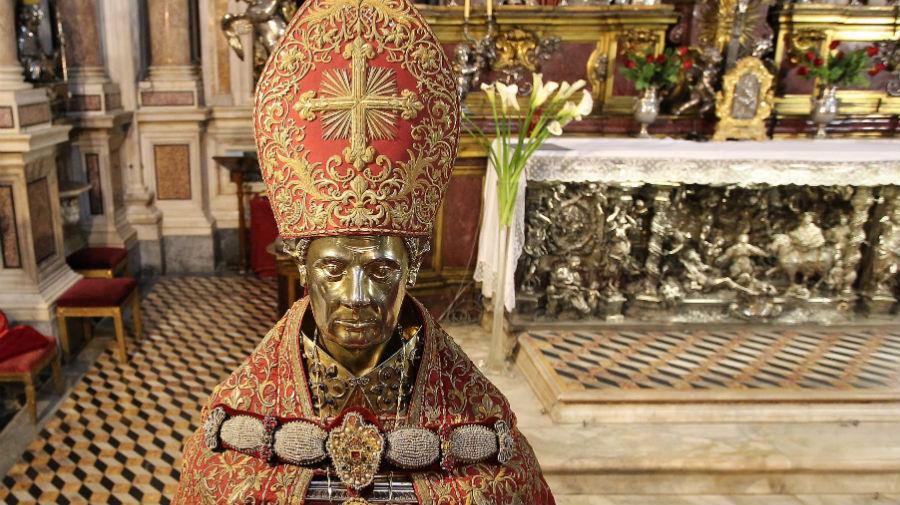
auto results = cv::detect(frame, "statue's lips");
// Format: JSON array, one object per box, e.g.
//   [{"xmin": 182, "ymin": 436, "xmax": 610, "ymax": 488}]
[{"xmin": 333, "ymin": 319, "xmax": 378, "ymax": 332}]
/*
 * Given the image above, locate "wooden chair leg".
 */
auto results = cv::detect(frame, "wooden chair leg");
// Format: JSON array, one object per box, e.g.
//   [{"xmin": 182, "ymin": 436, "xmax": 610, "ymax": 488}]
[
  {"xmin": 51, "ymin": 353, "xmax": 63, "ymax": 394},
  {"xmin": 113, "ymin": 309, "xmax": 127, "ymax": 364},
  {"xmin": 132, "ymin": 294, "xmax": 143, "ymax": 342},
  {"xmin": 23, "ymin": 374, "xmax": 36, "ymax": 423},
  {"xmin": 82, "ymin": 318, "xmax": 93, "ymax": 342},
  {"xmin": 57, "ymin": 313, "xmax": 71, "ymax": 361}
]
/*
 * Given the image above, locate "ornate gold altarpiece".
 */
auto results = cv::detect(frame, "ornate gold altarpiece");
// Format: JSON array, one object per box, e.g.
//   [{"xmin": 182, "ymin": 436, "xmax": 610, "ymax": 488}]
[
  {"xmin": 774, "ymin": 5, "xmax": 900, "ymax": 120},
  {"xmin": 200, "ymin": 1, "xmax": 899, "ymax": 319}
]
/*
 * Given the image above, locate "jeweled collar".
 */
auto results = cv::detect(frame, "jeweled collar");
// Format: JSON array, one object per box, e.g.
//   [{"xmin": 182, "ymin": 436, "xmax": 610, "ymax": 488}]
[{"xmin": 302, "ymin": 329, "xmax": 420, "ymax": 419}]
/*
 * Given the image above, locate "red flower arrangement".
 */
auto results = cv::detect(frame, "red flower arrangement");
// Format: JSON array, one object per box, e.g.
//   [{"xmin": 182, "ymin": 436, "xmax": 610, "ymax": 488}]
[
  {"xmin": 794, "ymin": 41, "xmax": 881, "ymax": 87},
  {"xmin": 620, "ymin": 47, "xmax": 691, "ymax": 92}
]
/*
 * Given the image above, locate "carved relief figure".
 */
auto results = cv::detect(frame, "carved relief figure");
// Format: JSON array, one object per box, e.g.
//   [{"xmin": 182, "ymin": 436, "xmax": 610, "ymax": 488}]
[
  {"xmin": 769, "ymin": 212, "xmax": 834, "ymax": 297},
  {"xmin": 824, "ymin": 215, "xmax": 852, "ymax": 293},
  {"xmin": 717, "ymin": 233, "xmax": 767, "ymax": 282},
  {"xmin": 874, "ymin": 207, "xmax": 900, "ymax": 297},
  {"xmin": 603, "ymin": 200, "xmax": 639, "ymax": 299},
  {"xmin": 545, "ymin": 256, "xmax": 600, "ymax": 318},
  {"xmin": 521, "ymin": 209, "xmax": 553, "ymax": 295}
]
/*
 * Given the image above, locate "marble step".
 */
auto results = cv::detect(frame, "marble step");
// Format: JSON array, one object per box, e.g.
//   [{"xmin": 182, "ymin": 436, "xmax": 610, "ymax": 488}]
[
  {"xmin": 515, "ymin": 329, "xmax": 900, "ymax": 424},
  {"xmin": 525, "ymin": 421, "xmax": 900, "ymax": 496}
]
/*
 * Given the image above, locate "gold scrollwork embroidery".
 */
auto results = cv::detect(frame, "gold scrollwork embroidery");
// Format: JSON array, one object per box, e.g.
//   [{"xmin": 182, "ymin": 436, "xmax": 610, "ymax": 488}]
[{"xmin": 254, "ymin": 0, "xmax": 459, "ymax": 238}]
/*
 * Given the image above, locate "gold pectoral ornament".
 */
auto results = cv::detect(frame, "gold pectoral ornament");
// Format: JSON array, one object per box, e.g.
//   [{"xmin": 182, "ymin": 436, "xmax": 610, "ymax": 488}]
[{"xmin": 326, "ymin": 412, "xmax": 385, "ymax": 492}]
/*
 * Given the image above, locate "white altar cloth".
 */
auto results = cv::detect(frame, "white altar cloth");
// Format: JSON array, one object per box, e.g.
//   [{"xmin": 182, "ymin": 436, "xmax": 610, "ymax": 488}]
[{"xmin": 474, "ymin": 138, "xmax": 900, "ymax": 311}]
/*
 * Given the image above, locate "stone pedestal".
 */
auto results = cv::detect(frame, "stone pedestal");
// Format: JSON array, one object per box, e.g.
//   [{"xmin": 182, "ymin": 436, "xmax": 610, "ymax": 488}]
[
  {"xmin": 0, "ymin": 124, "xmax": 80, "ymax": 335},
  {"xmin": 136, "ymin": 0, "xmax": 214, "ymax": 273},
  {"xmin": 0, "ymin": 0, "xmax": 79, "ymax": 333},
  {"xmin": 136, "ymin": 108, "xmax": 214, "ymax": 273},
  {"xmin": 69, "ymin": 113, "xmax": 136, "ymax": 249}
]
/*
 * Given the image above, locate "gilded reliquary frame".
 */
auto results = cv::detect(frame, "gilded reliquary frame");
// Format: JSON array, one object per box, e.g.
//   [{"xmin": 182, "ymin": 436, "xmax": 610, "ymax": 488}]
[{"xmin": 714, "ymin": 57, "xmax": 774, "ymax": 141}]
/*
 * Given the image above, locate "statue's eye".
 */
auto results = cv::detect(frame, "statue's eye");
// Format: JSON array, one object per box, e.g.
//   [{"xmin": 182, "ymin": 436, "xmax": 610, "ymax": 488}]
[
  {"xmin": 368, "ymin": 262, "xmax": 396, "ymax": 281},
  {"xmin": 319, "ymin": 260, "xmax": 345, "ymax": 278}
]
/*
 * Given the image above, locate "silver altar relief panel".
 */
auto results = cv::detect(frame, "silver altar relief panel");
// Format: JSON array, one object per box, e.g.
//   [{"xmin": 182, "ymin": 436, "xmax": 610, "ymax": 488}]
[{"xmin": 516, "ymin": 182, "xmax": 900, "ymax": 323}]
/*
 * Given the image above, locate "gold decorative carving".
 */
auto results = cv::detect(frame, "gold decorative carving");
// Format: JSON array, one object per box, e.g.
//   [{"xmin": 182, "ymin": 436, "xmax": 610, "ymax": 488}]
[
  {"xmin": 620, "ymin": 30, "xmax": 658, "ymax": 56},
  {"xmin": 790, "ymin": 28, "xmax": 828, "ymax": 54},
  {"xmin": 698, "ymin": 0, "xmax": 767, "ymax": 53},
  {"xmin": 586, "ymin": 41, "xmax": 610, "ymax": 101},
  {"xmin": 714, "ymin": 57, "xmax": 773, "ymax": 141},
  {"xmin": 494, "ymin": 27, "xmax": 546, "ymax": 72}
]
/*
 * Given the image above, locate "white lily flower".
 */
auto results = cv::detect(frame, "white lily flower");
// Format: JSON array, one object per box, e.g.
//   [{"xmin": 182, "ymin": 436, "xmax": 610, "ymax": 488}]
[
  {"xmin": 556, "ymin": 79, "xmax": 587, "ymax": 101},
  {"xmin": 495, "ymin": 82, "xmax": 520, "ymax": 113},
  {"xmin": 556, "ymin": 101, "xmax": 579, "ymax": 124},
  {"xmin": 547, "ymin": 120, "xmax": 563, "ymax": 135},
  {"xmin": 530, "ymin": 73, "xmax": 559, "ymax": 108},
  {"xmin": 481, "ymin": 82, "xmax": 496, "ymax": 107},
  {"xmin": 576, "ymin": 90, "xmax": 593, "ymax": 117}
]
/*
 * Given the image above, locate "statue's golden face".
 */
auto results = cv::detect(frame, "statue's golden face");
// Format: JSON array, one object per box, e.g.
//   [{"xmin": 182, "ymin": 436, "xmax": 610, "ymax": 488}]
[{"xmin": 305, "ymin": 235, "xmax": 409, "ymax": 358}]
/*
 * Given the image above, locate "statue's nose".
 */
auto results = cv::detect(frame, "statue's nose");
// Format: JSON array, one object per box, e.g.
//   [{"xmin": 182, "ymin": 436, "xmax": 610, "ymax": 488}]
[{"xmin": 342, "ymin": 266, "xmax": 369, "ymax": 309}]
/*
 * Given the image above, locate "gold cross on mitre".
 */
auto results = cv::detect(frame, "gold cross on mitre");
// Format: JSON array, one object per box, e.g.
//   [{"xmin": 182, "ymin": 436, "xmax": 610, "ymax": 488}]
[{"xmin": 294, "ymin": 37, "xmax": 424, "ymax": 170}]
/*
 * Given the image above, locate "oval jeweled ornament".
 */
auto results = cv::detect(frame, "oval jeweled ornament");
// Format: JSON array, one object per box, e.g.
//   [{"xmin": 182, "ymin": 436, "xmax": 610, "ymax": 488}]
[{"xmin": 326, "ymin": 412, "xmax": 384, "ymax": 491}]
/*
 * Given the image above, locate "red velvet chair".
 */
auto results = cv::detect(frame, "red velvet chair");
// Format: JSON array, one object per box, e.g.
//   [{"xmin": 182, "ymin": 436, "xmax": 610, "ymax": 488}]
[
  {"xmin": 56, "ymin": 278, "xmax": 142, "ymax": 363},
  {"xmin": 66, "ymin": 247, "xmax": 129, "ymax": 278},
  {"xmin": 0, "ymin": 322, "xmax": 63, "ymax": 422}
]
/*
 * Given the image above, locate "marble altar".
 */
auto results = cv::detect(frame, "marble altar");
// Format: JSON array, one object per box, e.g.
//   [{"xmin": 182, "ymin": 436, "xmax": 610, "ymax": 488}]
[{"xmin": 477, "ymin": 138, "xmax": 900, "ymax": 324}]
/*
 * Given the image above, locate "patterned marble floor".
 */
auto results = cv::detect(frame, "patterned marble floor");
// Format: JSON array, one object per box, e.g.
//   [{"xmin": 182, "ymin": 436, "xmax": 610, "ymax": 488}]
[
  {"xmin": 0, "ymin": 276, "xmax": 277, "ymax": 505},
  {"xmin": 3, "ymin": 276, "xmax": 898, "ymax": 504},
  {"xmin": 521, "ymin": 326, "xmax": 900, "ymax": 402}
]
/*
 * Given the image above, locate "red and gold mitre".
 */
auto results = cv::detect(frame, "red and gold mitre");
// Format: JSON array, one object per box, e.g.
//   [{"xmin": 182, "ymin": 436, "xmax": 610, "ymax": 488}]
[{"xmin": 253, "ymin": 0, "xmax": 460, "ymax": 239}]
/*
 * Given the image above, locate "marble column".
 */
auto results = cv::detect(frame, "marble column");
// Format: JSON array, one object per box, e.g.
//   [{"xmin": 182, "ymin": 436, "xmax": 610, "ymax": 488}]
[
  {"xmin": 0, "ymin": 0, "xmax": 80, "ymax": 333},
  {"xmin": 143, "ymin": 0, "xmax": 203, "ymax": 98},
  {"xmin": 58, "ymin": 0, "xmax": 104, "ymax": 81},
  {"xmin": 55, "ymin": 0, "xmax": 136, "ymax": 260},
  {"xmin": 137, "ymin": 0, "xmax": 214, "ymax": 273},
  {"xmin": 0, "ymin": 0, "xmax": 29, "ymax": 91}
]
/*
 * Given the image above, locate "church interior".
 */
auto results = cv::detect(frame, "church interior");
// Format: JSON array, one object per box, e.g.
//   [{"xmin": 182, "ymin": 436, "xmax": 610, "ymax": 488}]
[{"xmin": 1, "ymin": 0, "xmax": 899, "ymax": 503}]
